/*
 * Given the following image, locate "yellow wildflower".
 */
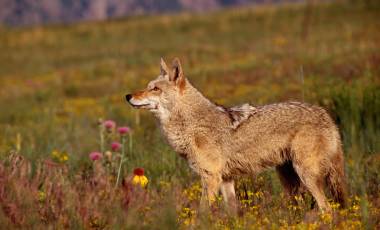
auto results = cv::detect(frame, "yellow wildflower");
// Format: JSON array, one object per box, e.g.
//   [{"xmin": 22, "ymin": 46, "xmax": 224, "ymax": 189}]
[
  {"xmin": 38, "ymin": 191, "xmax": 46, "ymax": 202},
  {"xmin": 51, "ymin": 150, "xmax": 60, "ymax": 158},
  {"xmin": 179, "ymin": 207, "xmax": 196, "ymax": 226},
  {"xmin": 60, "ymin": 152, "xmax": 69, "ymax": 162},
  {"xmin": 132, "ymin": 168, "xmax": 148, "ymax": 188},
  {"xmin": 51, "ymin": 150, "xmax": 69, "ymax": 163},
  {"xmin": 183, "ymin": 182, "xmax": 202, "ymax": 201},
  {"xmin": 132, "ymin": 175, "xmax": 149, "ymax": 188},
  {"xmin": 320, "ymin": 212, "xmax": 333, "ymax": 224}
]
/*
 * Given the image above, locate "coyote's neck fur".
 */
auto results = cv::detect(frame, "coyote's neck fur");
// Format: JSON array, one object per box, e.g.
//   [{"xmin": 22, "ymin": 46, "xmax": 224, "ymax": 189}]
[{"xmin": 156, "ymin": 80, "xmax": 224, "ymax": 156}]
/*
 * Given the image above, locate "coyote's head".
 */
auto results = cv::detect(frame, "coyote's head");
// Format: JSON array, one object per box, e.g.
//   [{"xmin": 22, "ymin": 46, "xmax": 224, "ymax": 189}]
[{"xmin": 126, "ymin": 58, "xmax": 187, "ymax": 117}]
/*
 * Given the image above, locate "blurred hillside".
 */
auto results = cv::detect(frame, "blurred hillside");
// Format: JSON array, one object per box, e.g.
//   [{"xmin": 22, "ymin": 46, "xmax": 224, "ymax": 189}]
[{"xmin": 0, "ymin": 0, "xmax": 303, "ymax": 26}]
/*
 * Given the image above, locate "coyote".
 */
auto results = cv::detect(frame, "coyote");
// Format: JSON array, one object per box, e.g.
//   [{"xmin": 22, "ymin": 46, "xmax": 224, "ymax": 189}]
[{"xmin": 126, "ymin": 58, "xmax": 346, "ymax": 212}]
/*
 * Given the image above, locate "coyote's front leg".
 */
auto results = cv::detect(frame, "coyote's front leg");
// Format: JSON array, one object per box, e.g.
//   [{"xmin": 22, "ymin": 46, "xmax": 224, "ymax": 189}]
[
  {"xmin": 200, "ymin": 174, "xmax": 222, "ymax": 209},
  {"xmin": 220, "ymin": 180, "xmax": 237, "ymax": 214}
]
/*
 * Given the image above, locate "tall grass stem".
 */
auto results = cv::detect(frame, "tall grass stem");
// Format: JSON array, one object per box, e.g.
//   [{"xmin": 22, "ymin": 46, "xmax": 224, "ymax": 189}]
[{"xmin": 115, "ymin": 135, "xmax": 126, "ymax": 187}]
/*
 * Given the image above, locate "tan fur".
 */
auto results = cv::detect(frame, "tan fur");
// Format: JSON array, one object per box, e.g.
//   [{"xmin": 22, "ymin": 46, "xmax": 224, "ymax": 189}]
[{"xmin": 126, "ymin": 58, "xmax": 347, "ymax": 213}]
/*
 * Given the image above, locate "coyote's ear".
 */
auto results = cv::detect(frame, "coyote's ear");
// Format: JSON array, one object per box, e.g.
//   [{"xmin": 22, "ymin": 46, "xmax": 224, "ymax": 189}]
[
  {"xmin": 170, "ymin": 57, "xmax": 184, "ymax": 82},
  {"xmin": 160, "ymin": 57, "xmax": 170, "ymax": 76}
]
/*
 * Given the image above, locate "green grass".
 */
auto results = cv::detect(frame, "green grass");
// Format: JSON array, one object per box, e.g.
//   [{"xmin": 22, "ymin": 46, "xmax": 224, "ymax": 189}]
[{"xmin": 0, "ymin": 1, "xmax": 379, "ymax": 229}]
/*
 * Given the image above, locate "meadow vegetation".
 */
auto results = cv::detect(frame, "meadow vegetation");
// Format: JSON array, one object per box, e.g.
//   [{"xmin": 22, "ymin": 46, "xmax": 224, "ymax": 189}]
[{"xmin": 0, "ymin": 1, "xmax": 379, "ymax": 229}]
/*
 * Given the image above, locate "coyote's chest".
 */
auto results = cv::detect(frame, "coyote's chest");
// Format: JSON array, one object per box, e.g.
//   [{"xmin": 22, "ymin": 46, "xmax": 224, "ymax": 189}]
[{"xmin": 160, "ymin": 115, "xmax": 193, "ymax": 158}]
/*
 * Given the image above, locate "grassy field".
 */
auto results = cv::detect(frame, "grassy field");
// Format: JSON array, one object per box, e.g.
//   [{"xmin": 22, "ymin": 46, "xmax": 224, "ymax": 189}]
[{"xmin": 0, "ymin": 1, "xmax": 379, "ymax": 229}]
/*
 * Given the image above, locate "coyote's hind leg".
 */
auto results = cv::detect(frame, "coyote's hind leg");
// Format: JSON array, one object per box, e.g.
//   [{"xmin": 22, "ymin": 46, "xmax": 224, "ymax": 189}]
[{"xmin": 293, "ymin": 162, "xmax": 331, "ymax": 212}]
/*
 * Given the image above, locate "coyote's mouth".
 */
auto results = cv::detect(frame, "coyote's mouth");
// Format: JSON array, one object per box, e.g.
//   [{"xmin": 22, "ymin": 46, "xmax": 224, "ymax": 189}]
[
  {"xmin": 132, "ymin": 104, "xmax": 150, "ymax": 108},
  {"xmin": 130, "ymin": 103, "xmax": 157, "ymax": 110}
]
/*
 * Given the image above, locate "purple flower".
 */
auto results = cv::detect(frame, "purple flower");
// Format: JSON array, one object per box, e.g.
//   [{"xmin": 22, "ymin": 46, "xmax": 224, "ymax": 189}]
[
  {"xmin": 111, "ymin": 142, "xmax": 121, "ymax": 152},
  {"xmin": 89, "ymin": 152, "xmax": 102, "ymax": 161},
  {"xmin": 103, "ymin": 120, "xmax": 116, "ymax": 130},
  {"xmin": 118, "ymin": 126, "xmax": 130, "ymax": 135}
]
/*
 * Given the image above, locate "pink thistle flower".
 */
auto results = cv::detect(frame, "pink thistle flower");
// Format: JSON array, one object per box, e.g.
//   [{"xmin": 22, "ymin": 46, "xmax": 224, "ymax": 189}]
[
  {"xmin": 103, "ymin": 120, "xmax": 116, "ymax": 130},
  {"xmin": 111, "ymin": 142, "xmax": 122, "ymax": 152},
  {"xmin": 89, "ymin": 152, "xmax": 102, "ymax": 161},
  {"xmin": 118, "ymin": 126, "xmax": 130, "ymax": 135}
]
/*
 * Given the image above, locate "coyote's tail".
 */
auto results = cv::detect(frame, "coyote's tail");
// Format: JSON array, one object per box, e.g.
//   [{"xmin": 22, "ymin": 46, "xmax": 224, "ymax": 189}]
[{"xmin": 326, "ymin": 154, "xmax": 347, "ymax": 208}]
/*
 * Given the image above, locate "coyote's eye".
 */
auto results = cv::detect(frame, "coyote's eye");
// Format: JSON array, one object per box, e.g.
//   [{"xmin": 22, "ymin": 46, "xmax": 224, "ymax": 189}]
[{"xmin": 152, "ymin": 86, "xmax": 160, "ymax": 91}]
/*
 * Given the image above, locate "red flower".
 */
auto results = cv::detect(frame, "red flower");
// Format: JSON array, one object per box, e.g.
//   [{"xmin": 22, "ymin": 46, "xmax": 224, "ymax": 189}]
[{"xmin": 133, "ymin": 168, "xmax": 144, "ymax": 176}]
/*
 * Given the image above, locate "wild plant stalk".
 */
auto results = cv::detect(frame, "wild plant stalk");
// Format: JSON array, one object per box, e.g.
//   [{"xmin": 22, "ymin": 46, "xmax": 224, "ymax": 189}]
[
  {"xmin": 128, "ymin": 132, "xmax": 133, "ymax": 158},
  {"xmin": 16, "ymin": 133, "xmax": 21, "ymax": 152},
  {"xmin": 99, "ymin": 119, "xmax": 105, "ymax": 153},
  {"xmin": 115, "ymin": 134, "xmax": 126, "ymax": 187}
]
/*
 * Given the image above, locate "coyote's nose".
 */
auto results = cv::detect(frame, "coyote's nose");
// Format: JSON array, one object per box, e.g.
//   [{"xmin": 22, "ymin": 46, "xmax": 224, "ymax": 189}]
[{"xmin": 125, "ymin": 94, "xmax": 132, "ymax": 102}]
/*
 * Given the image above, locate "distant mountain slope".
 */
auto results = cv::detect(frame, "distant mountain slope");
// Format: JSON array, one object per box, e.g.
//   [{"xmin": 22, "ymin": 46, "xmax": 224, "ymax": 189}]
[{"xmin": 0, "ymin": 0, "xmax": 301, "ymax": 26}]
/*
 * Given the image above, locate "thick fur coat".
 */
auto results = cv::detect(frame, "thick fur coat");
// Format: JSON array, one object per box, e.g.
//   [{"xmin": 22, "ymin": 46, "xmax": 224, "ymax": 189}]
[{"xmin": 126, "ymin": 58, "xmax": 346, "ymax": 212}]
